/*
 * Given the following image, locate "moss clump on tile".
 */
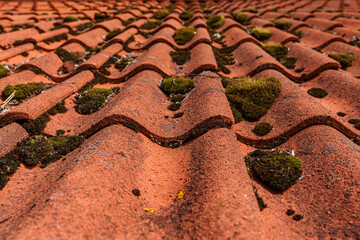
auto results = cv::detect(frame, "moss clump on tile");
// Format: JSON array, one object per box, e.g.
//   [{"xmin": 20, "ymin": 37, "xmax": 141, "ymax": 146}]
[
  {"xmin": 173, "ymin": 112, "xmax": 184, "ymax": 118},
  {"xmin": 249, "ymin": 26, "xmax": 273, "ymax": 41},
  {"xmin": 337, "ymin": 112, "xmax": 346, "ymax": 117},
  {"xmin": 170, "ymin": 94, "xmax": 185, "ymax": 103},
  {"xmin": 262, "ymin": 42, "xmax": 296, "ymax": 69},
  {"xmin": 168, "ymin": 103, "xmax": 181, "ymax": 111},
  {"xmin": 248, "ymin": 8, "xmax": 259, "ymax": 13},
  {"xmin": 43, "ymin": 33, "xmax": 68, "ymax": 44},
  {"xmin": 179, "ymin": 11, "xmax": 194, "ymax": 21},
  {"xmin": 114, "ymin": 55, "xmax": 137, "ymax": 71},
  {"xmin": 2, "ymin": 83, "xmax": 45, "ymax": 102},
  {"xmin": 354, "ymin": 123, "xmax": 360, "ymax": 130},
  {"xmin": 75, "ymin": 88, "xmax": 114, "ymax": 115},
  {"xmin": 55, "ymin": 48, "xmax": 79, "ymax": 63},
  {"xmin": 348, "ymin": 119, "xmax": 360, "ymax": 124},
  {"xmin": 47, "ymin": 101, "xmax": 67, "ymax": 115},
  {"xmin": 307, "ymin": 88, "xmax": 328, "ymax": 98},
  {"xmin": 13, "ymin": 135, "xmax": 84, "ymax": 168},
  {"xmin": 0, "ymin": 65, "xmax": 9, "ymax": 78},
  {"xmin": 245, "ymin": 149, "xmax": 303, "ymax": 191},
  {"xmin": 153, "ymin": 9, "xmax": 169, "ymax": 19},
  {"xmin": 94, "ymin": 13, "xmax": 109, "ymax": 23},
  {"xmin": 225, "ymin": 76, "xmax": 281, "ymax": 121},
  {"xmin": 0, "ymin": 152, "xmax": 20, "ymax": 175},
  {"xmin": 327, "ymin": 51, "xmax": 355, "ymax": 69},
  {"xmin": 206, "ymin": 15, "xmax": 225, "ymax": 29},
  {"xmin": 234, "ymin": 12, "xmax": 249, "ymax": 25},
  {"xmin": 63, "ymin": 15, "xmax": 78, "ymax": 23},
  {"xmin": 230, "ymin": 105, "xmax": 243, "ymax": 123},
  {"xmin": 295, "ymin": 67, "xmax": 304, "ymax": 73},
  {"xmin": 271, "ymin": 19, "xmax": 292, "ymax": 30},
  {"xmin": 77, "ymin": 22, "xmax": 94, "ymax": 31},
  {"xmin": 262, "ymin": 42, "xmax": 288, "ymax": 60},
  {"xmin": 213, "ymin": 47, "xmax": 235, "ymax": 74},
  {"xmin": 0, "ymin": 173, "xmax": 8, "ymax": 190},
  {"xmin": 140, "ymin": 20, "xmax": 161, "ymax": 30},
  {"xmin": 160, "ymin": 77, "xmax": 194, "ymax": 95},
  {"xmin": 105, "ymin": 29, "xmax": 122, "ymax": 40},
  {"xmin": 288, "ymin": 30, "xmax": 304, "ymax": 38},
  {"xmin": 170, "ymin": 50, "xmax": 191, "ymax": 65},
  {"xmin": 173, "ymin": 27, "xmax": 196, "ymax": 45},
  {"xmin": 349, "ymin": 37, "xmax": 360, "ymax": 48},
  {"xmin": 13, "ymin": 39, "xmax": 23, "ymax": 47},
  {"xmin": 21, "ymin": 52, "xmax": 29, "ymax": 57},
  {"xmin": 122, "ymin": 18, "xmax": 135, "ymax": 26},
  {"xmin": 253, "ymin": 122, "xmax": 273, "ymax": 136}
]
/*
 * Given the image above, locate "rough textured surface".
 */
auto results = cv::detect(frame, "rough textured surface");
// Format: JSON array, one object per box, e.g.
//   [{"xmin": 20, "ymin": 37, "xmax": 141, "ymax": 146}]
[{"xmin": 0, "ymin": 0, "xmax": 359, "ymax": 239}]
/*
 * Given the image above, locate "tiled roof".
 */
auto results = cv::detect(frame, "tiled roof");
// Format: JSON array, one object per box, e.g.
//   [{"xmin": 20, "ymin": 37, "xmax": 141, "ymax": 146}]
[{"xmin": 0, "ymin": 0, "xmax": 359, "ymax": 239}]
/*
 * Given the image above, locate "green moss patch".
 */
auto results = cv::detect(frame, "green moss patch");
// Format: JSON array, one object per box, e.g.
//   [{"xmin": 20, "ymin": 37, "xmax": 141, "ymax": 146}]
[
  {"xmin": 168, "ymin": 103, "xmax": 181, "ymax": 111},
  {"xmin": 94, "ymin": 13, "xmax": 109, "ymax": 23},
  {"xmin": 248, "ymin": 8, "xmax": 259, "ymax": 13},
  {"xmin": 307, "ymin": 88, "xmax": 328, "ymax": 98},
  {"xmin": 179, "ymin": 12, "xmax": 194, "ymax": 21},
  {"xmin": 47, "ymin": 101, "xmax": 67, "ymax": 115},
  {"xmin": 114, "ymin": 55, "xmax": 137, "ymax": 71},
  {"xmin": 77, "ymin": 22, "xmax": 94, "ymax": 31},
  {"xmin": 234, "ymin": 12, "xmax": 249, "ymax": 25},
  {"xmin": 225, "ymin": 76, "xmax": 281, "ymax": 121},
  {"xmin": 63, "ymin": 15, "xmax": 78, "ymax": 23},
  {"xmin": 153, "ymin": 9, "xmax": 169, "ymax": 19},
  {"xmin": 262, "ymin": 42, "xmax": 296, "ymax": 69},
  {"xmin": 170, "ymin": 94, "xmax": 185, "ymax": 103},
  {"xmin": 327, "ymin": 51, "xmax": 355, "ymax": 69},
  {"xmin": 348, "ymin": 119, "xmax": 360, "ymax": 124},
  {"xmin": 140, "ymin": 20, "xmax": 161, "ymax": 30},
  {"xmin": 173, "ymin": 112, "xmax": 184, "ymax": 118},
  {"xmin": 170, "ymin": 50, "xmax": 191, "ymax": 65},
  {"xmin": 350, "ymin": 37, "xmax": 360, "ymax": 48},
  {"xmin": 122, "ymin": 18, "xmax": 135, "ymax": 26},
  {"xmin": 271, "ymin": 19, "xmax": 292, "ymax": 30},
  {"xmin": 245, "ymin": 149, "xmax": 303, "ymax": 191},
  {"xmin": 0, "ymin": 173, "xmax": 8, "ymax": 190},
  {"xmin": 249, "ymin": 26, "xmax": 273, "ymax": 41},
  {"xmin": 2, "ymin": 83, "xmax": 45, "ymax": 103},
  {"xmin": 55, "ymin": 48, "xmax": 80, "ymax": 63},
  {"xmin": 160, "ymin": 77, "xmax": 194, "ymax": 95},
  {"xmin": 213, "ymin": 46, "xmax": 235, "ymax": 74},
  {"xmin": 75, "ymin": 88, "xmax": 114, "ymax": 115},
  {"xmin": 173, "ymin": 27, "xmax": 196, "ymax": 45},
  {"xmin": 206, "ymin": 15, "xmax": 225, "ymax": 29},
  {"xmin": 253, "ymin": 122, "xmax": 273, "ymax": 136},
  {"xmin": 0, "ymin": 65, "xmax": 9, "ymax": 78},
  {"xmin": 43, "ymin": 33, "xmax": 68, "ymax": 45},
  {"xmin": 105, "ymin": 29, "xmax": 122, "ymax": 40},
  {"xmin": 13, "ymin": 39, "xmax": 23, "ymax": 47}
]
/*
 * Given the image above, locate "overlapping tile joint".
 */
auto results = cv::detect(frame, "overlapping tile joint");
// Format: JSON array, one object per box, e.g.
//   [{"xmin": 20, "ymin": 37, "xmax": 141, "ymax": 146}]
[{"xmin": 0, "ymin": 0, "xmax": 359, "ymax": 239}]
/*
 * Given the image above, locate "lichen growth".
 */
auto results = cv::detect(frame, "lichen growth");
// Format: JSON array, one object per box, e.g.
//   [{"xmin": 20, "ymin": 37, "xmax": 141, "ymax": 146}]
[
  {"xmin": 327, "ymin": 51, "xmax": 355, "ymax": 69},
  {"xmin": 173, "ymin": 27, "xmax": 196, "ymax": 45},
  {"xmin": 63, "ymin": 15, "xmax": 78, "ymax": 23},
  {"xmin": 144, "ymin": 208, "xmax": 154, "ymax": 213},
  {"xmin": 234, "ymin": 12, "xmax": 249, "ymax": 25},
  {"xmin": 2, "ymin": 83, "xmax": 45, "ymax": 102},
  {"xmin": 153, "ymin": 9, "xmax": 169, "ymax": 19},
  {"xmin": 179, "ymin": 11, "xmax": 194, "ymax": 21},
  {"xmin": 245, "ymin": 149, "xmax": 303, "ymax": 191},
  {"xmin": 140, "ymin": 20, "xmax": 161, "ymax": 30},
  {"xmin": 175, "ymin": 187, "xmax": 185, "ymax": 200},
  {"xmin": 75, "ymin": 88, "xmax": 114, "ymax": 115},
  {"xmin": 0, "ymin": 65, "xmax": 9, "ymax": 78},
  {"xmin": 170, "ymin": 50, "xmax": 191, "ymax": 65},
  {"xmin": 225, "ymin": 76, "xmax": 281, "ymax": 121},
  {"xmin": 253, "ymin": 122, "xmax": 273, "ymax": 136},
  {"xmin": 249, "ymin": 26, "xmax": 273, "ymax": 41},
  {"xmin": 271, "ymin": 19, "xmax": 292, "ymax": 30},
  {"xmin": 160, "ymin": 77, "xmax": 194, "ymax": 95},
  {"xmin": 206, "ymin": 15, "xmax": 225, "ymax": 29},
  {"xmin": 307, "ymin": 88, "xmax": 328, "ymax": 98}
]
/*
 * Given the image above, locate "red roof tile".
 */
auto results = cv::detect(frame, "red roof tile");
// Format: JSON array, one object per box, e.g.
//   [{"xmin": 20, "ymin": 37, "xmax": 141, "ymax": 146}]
[{"xmin": 0, "ymin": 1, "xmax": 359, "ymax": 239}]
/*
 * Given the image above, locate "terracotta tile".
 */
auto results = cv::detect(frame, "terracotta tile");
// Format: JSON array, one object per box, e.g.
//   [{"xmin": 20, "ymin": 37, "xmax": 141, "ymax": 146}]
[
  {"xmin": 1, "ymin": 71, "xmax": 93, "ymax": 122},
  {"xmin": 93, "ymin": 18, "xmax": 123, "ymax": 32},
  {"xmin": 223, "ymin": 26, "xmax": 261, "ymax": 47},
  {"xmin": 0, "ymin": 28, "xmax": 39, "ymax": 49},
  {"xmin": 268, "ymin": 26, "xmax": 298, "ymax": 44},
  {"xmin": 184, "ymin": 43, "xmax": 217, "ymax": 75},
  {"xmin": 298, "ymin": 26, "xmax": 347, "ymax": 48},
  {"xmin": 78, "ymin": 43, "xmax": 122, "ymax": 70},
  {"xmin": 250, "ymin": 17, "xmax": 275, "ymax": 27},
  {"xmin": 0, "ymin": 123, "xmax": 28, "ymax": 158},
  {"xmin": 0, "ymin": 43, "xmax": 34, "ymax": 61},
  {"xmin": 306, "ymin": 18, "xmax": 343, "ymax": 31}
]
